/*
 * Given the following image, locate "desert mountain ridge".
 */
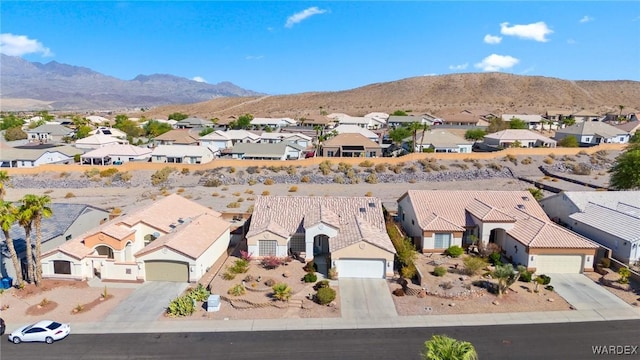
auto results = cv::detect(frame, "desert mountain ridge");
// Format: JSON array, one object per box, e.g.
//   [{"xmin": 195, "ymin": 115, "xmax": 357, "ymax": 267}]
[{"xmin": 136, "ymin": 73, "xmax": 640, "ymax": 119}]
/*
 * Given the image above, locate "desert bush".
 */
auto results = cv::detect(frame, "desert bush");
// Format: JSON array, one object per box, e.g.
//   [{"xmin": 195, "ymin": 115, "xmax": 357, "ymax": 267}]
[
  {"xmin": 230, "ymin": 259, "xmax": 250, "ymax": 274},
  {"xmin": 401, "ymin": 264, "xmax": 417, "ymax": 279},
  {"xmin": 364, "ymin": 191, "xmax": 373, "ymax": 197},
  {"xmin": 333, "ymin": 175, "xmax": 345, "ymax": 184},
  {"xmin": 285, "ymin": 165, "xmax": 297, "ymax": 175},
  {"xmin": 272, "ymin": 283, "xmax": 292, "ymax": 301},
  {"xmin": 440, "ymin": 281, "xmax": 453, "ymax": 290},
  {"xmin": 577, "ymin": 150, "xmax": 589, "ymax": 156},
  {"xmin": 450, "ymin": 163, "xmax": 469, "ymax": 170},
  {"xmin": 316, "ymin": 286, "xmax": 336, "ymax": 305},
  {"xmin": 319, "ymin": 160, "xmax": 333, "ymax": 175},
  {"xmin": 4, "ymin": 127, "xmax": 27, "ymax": 141},
  {"xmin": 226, "ymin": 202, "xmax": 241, "ymax": 208},
  {"xmin": 181, "ymin": 167, "xmax": 190, "ymax": 175},
  {"xmin": 365, "ymin": 173, "xmax": 378, "ymax": 184},
  {"xmin": 599, "ymin": 258, "xmax": 611, "ymax": 268},
  {"xmin": 374, "ymin": 163, "xmax": 387, "ymax": 173},
  {"xmin": 119, "ymin": 172, "xmax": 133, "ymax": 182},
  {"xmin": 264, "ymin": 278, "xmax": 276, "ymax": 287},
  {"xmin": 84, "ymin": 168, "xmax": 100, "ymax": 178},
  {"xmin": 337, "ymin": 162, "xmax": 352, "ymax": 174},
  {"xmin": 618, "ymin": 267, "xmax": 631, "ymax": 284},
  {"xmin": 151, "ymin": 167, "xmax": 176, "ymax": 186},
  {"xmin": 204, "ymin": 178, "xmax": 222, "ymax": 187},
  {"xmin": 246, "ymin": 166, "xmax": 259, "ymax": 174},
  {"xmin": 227, "ymin": 284, "xmax": 246, "ymax": 296},
  {"xmin": 288, "ymin": 186, "xmax": 298, "ymax": 192},
  {"xmin": 221, "ymin": 186, "xmax": 229, "ymax": 191},
  {"xmin": 445, "ymin": 245, "xmax": 464, "ymax": 258},
  {"xmin": 227, "ymin": 166, "xmax": 236, "ymax": 174},
  {"xmin": 487, "ymin": 162, "xmax": 502, "ymax": 171},
  {"xmin": 520, "ymin": 157, "xmax": 532, "ymax": 165},
  {"xmin": 359, "ymin": 160, "xmax": 374, "ymax": 168},
  {"xmin": 543, "ymin": 157, "xmax": 554, "ymax": 165},
  {"xmin": 243, "ymin": 274, "xmax": 255, "ymax": 282},
  {"xmin": 64, "ymin": 192, "xmax": 75, "ymax": 198},
  {"xmin": 473, "ymin": 162, "xmax": 484, "ymax": 169},
  {"xmin": 537, "ymin": 274, "xmax": 551, "ymax": 285},
  {"xmin": 176, "ymin": 188, "xmax": 185, "ymax": 194},
  {"xmin": 303, "ymin": 261, "xmax": 316, "ymax": 273},
  {"xmin": 519, "ymin": 269, "xmax": 533, "ymax": 283},
  {"xmin": 187, "ymin": 283, "xmax": 210, "ymax": 302},
  {"xmin": 166, "ymin": 295, "xmax": 195, "ymax": 317},
  {"xmin": 488, "ymin": 252, "xmax": 502, "ymax": 266},
  {"xmin": 462, "ymin": 256, "xmax": 487, "ymax": 276},
  {"xmin": 261, "ymin": 256, "xmax": 283, "ymax": 269},
  {"xmin": 264, "ymin": 178, "xmax": 274, "ymax": 185},
  {"xmin": 211, "ymin": 192, "xmax": 220, "ymax": 197},
  {"xmin": 232, "ymin": 191, "xmax": 241, "ymax": 196},
  {"xmin": 390, "ymin": 164, "xmax": 403, "ymax": 174},
  {"xmin": 303, "ymin": 272, "xmax": 318, "ymax": 283},
  {"xmin": 222, "ymin": 270, "xmax": 236, "ymax": 280},
  {"xmin": 328, "ymin": 267, "xmax": 338, "ymax": 280},
  {"xmin": 503, "ymin": 154, "xmax": 518, "ymax": 165},
  {"xmin": 261, "ymin": 190, "xmax": 270, "ymax": 196},
  {"xmin": 570, "ymin": 163, "xmax": 592, "ymax": 175},
  {"xmin": 301, "ymin": 175, "xmax": 310, "ymax": 183},
  {"xmin": 433, "ymin": 266, "xmax": 447, "ymax": 277},
  {"xmin": 247, "ymin": 178, "xmax": 257, "ymax": 186},
  {"xmin": 267, "ymin": 165, "xmax": 283, "ymax": 173},
  {"xmin": 99, "ymin": 168, "xmax": 119, "ymax": 178},
  {"xmin": 314, "ymin": 280, "xmax": 330, "ymax": 290}
]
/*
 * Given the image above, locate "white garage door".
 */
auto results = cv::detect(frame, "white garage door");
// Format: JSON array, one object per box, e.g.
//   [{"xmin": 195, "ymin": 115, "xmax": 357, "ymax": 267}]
[
  {"xmin": 336, "ymin": 259, "xmax": 385, "ymax": 279},
  {"xmin": 536, "ymin": 255, "xmax": 583, "ymax": 274}
]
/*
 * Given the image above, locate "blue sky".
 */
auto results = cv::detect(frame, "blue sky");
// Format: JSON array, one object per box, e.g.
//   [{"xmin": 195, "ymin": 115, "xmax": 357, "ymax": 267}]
[{"xmin": 1, "ymin": 1, "xmax": 639, "ymax": 95}]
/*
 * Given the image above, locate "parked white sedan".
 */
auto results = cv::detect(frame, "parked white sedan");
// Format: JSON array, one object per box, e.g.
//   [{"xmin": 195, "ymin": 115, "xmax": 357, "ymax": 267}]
[{"xmin": 8, "ymin": 320, "xmax": 70, "ymax": 344}]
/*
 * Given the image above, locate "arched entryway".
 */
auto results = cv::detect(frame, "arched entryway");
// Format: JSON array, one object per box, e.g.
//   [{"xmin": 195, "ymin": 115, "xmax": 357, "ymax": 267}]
[
  {"xmin": 313, "ymin": 234, "xmax": 330, "ymax": 276},
  {"xmin": 488, "ymin": 228, "xmax": 507, "ymax": 250}
]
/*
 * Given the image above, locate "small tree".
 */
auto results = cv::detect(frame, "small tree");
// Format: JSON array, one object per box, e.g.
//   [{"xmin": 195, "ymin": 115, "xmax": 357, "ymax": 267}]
[
  {"xmin": 528, "ymin": 187, "xmax": 544, "ymax": 201},
  {"xmin": 462, "ymin": 256, "xmax": 487, "ymax": 276},
  {"xmin": 558, "ymin": 136, "xmax": 579, "ymax": 147},
  {"xmin": 609, "ymin": 147, "xmax": 640, "ymax": 190},
  {"xmin": 508, "ymin": 118, "xmax": 528, "ymax": 129},
  {"xmin": 421, "ymin": 335, "xmax": 478, "ymax": 360},
  {"xmin": 493, "ymin": 264, "xmax": 521, "ymax": 296},
  {"xmin": 618, "ymin": 267, "xmax": 631, "ymax": 284},
  {"xmin": 464, "ymin": 128, "xmax": 486, "ymax": 141}
]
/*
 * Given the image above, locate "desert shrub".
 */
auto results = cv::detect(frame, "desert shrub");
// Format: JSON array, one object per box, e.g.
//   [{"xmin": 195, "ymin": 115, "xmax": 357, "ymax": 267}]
[
  {"xmin": 359, "ymin": 160, "xmax": 374, "ymax": 168},
  {"xmin": 433, "ymin": 266, "xmax": 447, "ymax": 277},
  {"xmin": 166, "ymin": 295, "xmax": 195, "ymax": 317},
  {"xmin": 84, "ymin": 168, "xmax": 100, "ymax": 178},
  {"xmin": 263, "ymin": 178, "xmax": 274, "ymax": 185},
  {"xmin": 204, "ymin": 178, "xmax": 222, "ymax": 187},
  {"xmin": 473, "ymin": 162, "xmax": 484, "ymax": 169},
  {"xmin": 503, "ymin": 154, "xmax": 518, "ymax": 165},
  {"xmin": 64, "ymin": 192, "xmax": 75, "ymax": 198},
  {"xmin": 401, "ymin": 264, "xmax": 417, "ymax": 279},
  {"xmin": 337, "ymin": 162, "xmax": 352, "ymax": 174},
  {"xmin": 246, "ymin": 204, "xmax": 254, "ymax": 213},
  {"xmin": 316, "ymin": 286, "xmax": 336, "ymax": 305},
  {"xmin": 261, "ymin": 190, "xmax": 270, "ymax": 196},
  {"xmin": 222, "ymin": 270, "xmax": 236, "ymax": 280},
  {"xmin": 246, "ymin": 166, "xmax": 259, "ymax": 174},
  {"xmin": 267, "ymin": 165, "xmax": 283, "ymax": 173},
  {"xmin": 374, "ymin": 163, "xmax": 387, "ymax": 173},
  {"xmin": 4, "ymin": 127, "xmax": 27, "ymax": 141},
  {"xmin": 318, "ymin": 160, "xmax": 333, "ymax": 175},
  {"xmin": 390, "ymin": 164, "xmax": 403, "ymax": 174},
  {"xmin": 558, "ymin": 136, "xmax": 579, "ymax": 147},
  {"xmin": 264, "ymin": 278, "xmax": 276, "ymax": 287},
  {"xmin": 176, "ymin": 188, "xmax": 185, "ymax": 194},
  {"xmin": 285, "ymin": 165, "xmax": 297, "ymax": 175},
  {"xmin": 599, "ymin": 258, "xmax": 611, "ymax": 268},
  {"xmin": 119, "ymin": 172, "xmax": 133, "ymax": 182},
  {"xmin": 314, "ymin": 280, "xmax": 330, "ymax": 290},
  {"xmin": 570, "ymin": 163, "xmax": 592, "ymax": 175},
  {"xmin": 544, "ymin": 285, "xmax": 554, "ymax": 291},
  {"xmin": 228, "ymin": 166, "xmax": 236, "ymax": 174},
  {"xmin": 227, "ymin": 284, "xmax": 246, "ymax": 296},
  {"xmin": 333, "ymin": 175, "xmax": 345, "ymax": 184},
  {"xmin": 328, "ymin": 267, "xmax": 338, "ymax": 280},
  {"xmin": 450, "ymin": 163, "xmax": 469, "ymax": 170},
  {"xmin": 577, "ymin": 150, "xmax": 589, "ymax": 156},
  {"xmin": 151, "ymin": 167, "xmax": 176, "ymax": 186},
  {"xmin": 300, "ymin": 175, "xmax": 310, "ymax": 183},
  {"xmin": 488, "ymin": 252, "xmax": 502, "ymax": 266},
  {"xmin": 226, "ymin": 202, "xmax": 240, "ymax": 208},
  {"xmin": 365, "ymin": 173, "xmax": 378, "ymax": 184},
  {"xmin": 537, "ymin": 274, "xmax": 551, "ymax": 285},
  {"xmin": 187, "ymin": 283, "xmax": 210, "ymax": 302},
  {"xmin": 543, "ymin": 157, "xmax": 554, "ymax": 165},
  {"xmin": 261, "ymin": 256, "xmax": 283, "ymax": 269},
  {"xmin": 181, "ymin": 167, "xmax": 190, "ymax": 175},
  {"xmin": 520, "ymin": 157, "xmax": 533, "ymax": 165},
  {"xmin": 364, "ymin": 191, "xmax": 373, "ymax": 197},
  {"xmin": 445, "ymin": 245, "xmax": 464, "ymax": 258},
  {"xmin": 303, "ymin": 260, "xmax": 316, "ymax": 273},
  {"xmin": 247, "ymin": 178, "xmax": 257, "ymax": 186},
  {"xmin": 230, "ymin": 259, "xmax": 249, "ymax": 274},
  {"xmin": 440, "ymin": 281, "xmax": 453, "ymax": 290},
  {"xmin": 288, "ymin": 186, "xmax": 298, "ymax": 192},
  {"xmin": 392, "ymin": 288, "xmax": 406, "ymax": 297},
  {"xmin": 618, "ymin": 267, "xmax": 631, "ymax": 284},
  {"xmin": 243, "ymin": 274, "xmax": 255, "ymax": 282},
  {"xmin": 211, "ymin": 192, "xmax": 220, "ymax": 197},
  {"xmin": 303, "ymin": 272, "xmax": 318, "ymax": 283},
  {"xmin": 462, "ymin": 256, "xmax": 487, "ymax": 276},
  {"xmin": 232, "ymin": 191, "xmax": 241, "ymax": 196},
  {"xmin": 519, "ymin": 270, "xmax": 533, "ymax": 283},
  {"xmin": 244, "ymin": 189, "xmax": 254, "ymax": 194},
  {"xmin": 99, "ymin": 168, "xmax": 119, "ymax": 178},
  {"xmin": 487, "ymin": 162, "xmax": 502, "ymax": 171},
  {"xmin": 272, "ymin": 283, "xmax": 292, "ymax": 301}
]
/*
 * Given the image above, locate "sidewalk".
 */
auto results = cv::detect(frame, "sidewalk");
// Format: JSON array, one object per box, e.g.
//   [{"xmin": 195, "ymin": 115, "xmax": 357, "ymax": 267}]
[{"xmin": 70, "ymin": 306, "xmax": 640, "ymax": 334}]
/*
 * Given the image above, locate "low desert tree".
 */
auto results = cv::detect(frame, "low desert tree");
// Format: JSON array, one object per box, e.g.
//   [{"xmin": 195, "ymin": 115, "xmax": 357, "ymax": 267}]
[
  {"xmin": 199, "ymin": 127, "xmax": 215, "ymax": 136},
  {"xmin": 168, "ymin": 112, "xmax": 189, "ymax": 121},
  {"xmin": 561, "ymin": 117, "xmax": 576, "ymax": 127},
  {"xmin": 487, "ymin": 117, "xmax": 509, "ymax": 133},
  {"xmin": 462, "ymin": 256, "xmax": 487, "ymax": 276},
  {"xmin": 421, "ymin": 334, "xmax": 478, "ymax": 360},
  {"xmin": 0, "ymin": 113, "xmax": 24, "ymax": 130},
  {"xmin": 609, "ymin": 135, "xmax": 640, "ymax": 190},
  {"xmin": 558, "ymin": 136, "xmax": 579, "ymax": 147},
  {"xmin": 391, "ymin": 110, "xmax": 408, "ymax": 116},
  {"xmin": 144, "ymin": 120, "xmax": 173, "ymax": 137},
  {"xmin": 75, "ymin": 125, "xmax": 92, "ymax": 139},
  {"xmin": 232, "ymin": 114, "xmax": 253, "ymax": 129},
  {"xmin": 508, "ymin": 118, "xmax": 528, "ymax": 129},
  {"xmin": 493, "ymin": 263, "xmax": 521, "ymax": 297},
  {"xmin": 618, "ymin": 267, "xmax": 631, "ymax": 284},
  {"xmin": 528, "ymin": 187, "xmax": 544, "ymax": 201},
  {"xmin": 464, "ymin": 128, "xmax": 486, "ymax": 141},
  {"xmin": 4, "ymin": 127, "xmax": 27, "ymax": 141}
]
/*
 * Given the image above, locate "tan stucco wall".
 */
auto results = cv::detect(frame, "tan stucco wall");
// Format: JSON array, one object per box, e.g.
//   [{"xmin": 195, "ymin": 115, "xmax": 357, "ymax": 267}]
[
  {"xmin": 529, "ymin": 248, "xmax": 596, "ymax": 256},
  {"xmin": 246, "ymin": 230, "xmax": 288, "ymax": 247},
  {"xmin": 332, "ymin": 242, "xmax": 394, "ymax": 262},
  {"xmin": 84, "ymin": 232, "xmax": 134, "ymax": 251}
]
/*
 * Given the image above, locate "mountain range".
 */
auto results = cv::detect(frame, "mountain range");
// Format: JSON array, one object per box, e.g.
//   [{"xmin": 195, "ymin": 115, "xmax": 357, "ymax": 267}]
[{"xmin": 0, "ymin": 54, "xmax": 263, "ymax": 111}]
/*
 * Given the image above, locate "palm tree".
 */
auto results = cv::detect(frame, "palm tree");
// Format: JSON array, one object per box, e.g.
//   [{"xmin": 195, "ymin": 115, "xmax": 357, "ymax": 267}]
[
  {"xmin": 0, "ymin": 201, "xmax": 23, "ymax": 284},
  {"xmin": 418, "ymin": 123, "xmax": 431, "ymax": 153},
  {"xmin": 0, "ymin": 170, "xmax": 9, "ymax": 200},
  {"xmin": 407, "ymin": 122, "xmax": 424, "ymax": 153},
  {"xmin": 618, "ymin": 105, "xmax": 625, "ymax": 122},
  {"xmin": 422, "ymin": 334, "xmax": 478, "ymax": 360},
  {"xmin": 20, "ymin": 194, "xmax": 52, "ymax": 286},
  {"xmin": 17, "ymin": 205, "xmax": 35, "ymax": 283}
]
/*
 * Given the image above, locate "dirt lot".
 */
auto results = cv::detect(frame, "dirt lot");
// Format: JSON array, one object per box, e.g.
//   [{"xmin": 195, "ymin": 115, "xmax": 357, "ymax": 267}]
[{"xmin": 389, "ymin": 253, "xmax": 572, "ymax": 316}]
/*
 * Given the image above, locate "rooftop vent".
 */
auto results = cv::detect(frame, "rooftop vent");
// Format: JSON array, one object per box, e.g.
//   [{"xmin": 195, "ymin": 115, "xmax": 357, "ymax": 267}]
[
  {"xmin": 359, "ymin": 207, "xmax": 366, "ymax": 213},
  {"xmin": 522, "ymin": 196, "xmax": 529, "ymax": 201},
  {"xmin": 517, "ymin": 204, "xmax": 525, "ymax": 210},
  {"xmin": 368, "ymin": 202, "xmax": 376, "ymax": 208}
]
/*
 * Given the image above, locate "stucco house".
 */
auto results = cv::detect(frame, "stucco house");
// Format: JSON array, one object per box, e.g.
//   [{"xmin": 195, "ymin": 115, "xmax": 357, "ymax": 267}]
[
  {"xmin": 397, "ymin": 190, "xmax": 598, "ymax": 274},
  {"xmin": 258, "ymin": 132, "xmax": 312, "ymax": 148},
  {"xmin": 80, "ymin": 144, "xmax": 153, "ymax": 165},
  {"xmin": 0, "ymin": 145, "xmax": 81, "ymax": 168},
  {"xmin": 246, "ymin": 196, "xmax": 396, "ymax": 278},
  {"xmin": 74, "ymin": 134, "xmax": 130, "ymax": 149},
  {"xmin": 250, "ymin": 117, "xmax": 297, "ymax": 128},
  {"xmin": 153, "ymin": 129, "xmax": 200, "ymax": 146},
  {"xmin": 89, "ymin": 127, "xmax": 127, "ymax": 138},
  {"xmin": 175, "ymin": 117, "xmax": 213, "ymax": 129},
  {"xmin": 321, "ymin": 133, "xmax": 382, "ymax": 158},
  {"xmin": 571, "ymin": 110, "xmax": 601, "ymax": 122},
  {"xmin": 539, "ymin": 191, "xmax": 640, "ymax": 265},
  {"xmin": 408, "ymin": 130, "xmax": 473, "ymax": 153},
  {"xmin": 151, "ymin": 145, "xmax": 215, "ymax": 164},
  {"xmin": 228, "ymin": 141, "xmax": 305, "ymax": 160},
  {"xmin": 387, "ymin": 115, "xmax": 437, "ymax": 128},
  {"xmin": 333, "ymin": 125, "xmax": 380, "ymax": 143},
  {"xmin": 337, "ymin": 116, "xmax": 385, "ymax": 130},
  {"xmin": 501, "ymin": 114, "xmax": 555, "ymax": 131},
  {"xmin": 483, "ymin": 129, "xmax": 557, "ymax": 148},
  {"xmin": 554, "ymin": 122, "xmax": 630, "ymax": 146},
  {"xmin": 26, "ymin": 124, "xmax": 74, "ymax": 144},
  {"xmin": 199, "ymin": 130, "xmax": 260, "ymax": 153},
  {"xmin": 1, "ymin": 203, "xmax": 110, "ymax": 281},
  {"xmin": 40, "ymin": 194, "xmax": 230, "ymax": 282}
]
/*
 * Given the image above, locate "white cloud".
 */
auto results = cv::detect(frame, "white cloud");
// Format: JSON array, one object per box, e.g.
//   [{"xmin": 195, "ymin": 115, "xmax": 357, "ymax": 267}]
[
  {"xmin": 285, "ymin": 7, "xmax": 327, "ymax": 28},
  {"xmin": 0, "ymin": 33, "xmax": 53, "ymax": 57},
  {"xmin": 579, "ymin": 16, "xmax": 593, "ymax": 23},
  {"xmin": 567, "ymin": 38, "xmax": 577, "ymax": 45},
  {"xmin": 245, "ymin": 55, "xmax": 264, "ymax": 60},
  {"xmin": 448, "ymin": 63, "xmax": 468, "ymax": 71},
  {"xmin": 483, "ymin": 34, "xmax": 502, "ymax": 44},
  {"xmin": 192, "ymin": 76, "xmax": 206, "ymax": 83},
  {"xmin": 500, "ymin": 22, "xmax": 553, "ymax": 42},
  {"xmin": 474, "ymin": 54, "xmax": 519, "ymax": 72}
]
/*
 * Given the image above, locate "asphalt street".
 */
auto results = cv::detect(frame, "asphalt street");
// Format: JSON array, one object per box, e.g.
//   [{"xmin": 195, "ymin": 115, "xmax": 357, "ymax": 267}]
[{"xmin": 2, "ymin": 320, "xmax": 638, "ymax": 360}]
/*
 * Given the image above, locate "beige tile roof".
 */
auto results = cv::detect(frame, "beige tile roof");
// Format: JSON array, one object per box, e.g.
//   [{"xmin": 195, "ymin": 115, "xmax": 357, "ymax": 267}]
[
  {"xmin": 135, "ymin": 212, "xmax": 230, "ymax": 259},
  {"xmin": 484, "ymin": 129, "xmax": 556, "ymax": 143},
  {"xmin": 247, "ymin": 196, "xmax": 395, "ymax": 254},
  {"xmin": 154, "ymin": 129, "xmax": 199, "ymax": 144},
  {"xmin": 400, "ymin": 190, "xmax": 596, "ymax": 249},
  {"xmin": 322, "ymin": 133, "xmax": 381, "ymax": 148}
]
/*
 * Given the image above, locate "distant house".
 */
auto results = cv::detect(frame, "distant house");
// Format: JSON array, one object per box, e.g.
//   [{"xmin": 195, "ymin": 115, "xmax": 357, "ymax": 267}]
[
  {"xmin": 250, "ymin": 117, "xmax": 297, "ymax": 128},
  {"xmin": 75, "ymin": 134, "xmax": 129, "ymax": 149},
  {"xmin": 39, "ymin": 194, "xmax": 230, "ymax": 283},
  {"xmin": 554, "ymin": 122, "xmax": 630, "ymax": 146},
  {"xmin": 398, "ymin": 190, "xmax": 599, "ymax": 274},
  {"xmin": 614, "ymin": 121, "xmax": 640, "ymax": 135},
  {"xmin": 1, "ymin": 203, "xmax": 110, "ymax": 281},
  {"xmin": 409, "ymin": 130, "xmax": 473, "ymax": 153},
  {"xmin": 387, "ymin": 115, "xmax": 440, "ymax": 128},
  {"xmin": 544, "ymin": 109, "xmax": 574, "ymax": 123},
  {"xmin": 333, "ymin": 124, "xmax": 380, "ymax": 143},
  {"xmin": 321, "ymin": 133, "xmax": 382, "ymax": 158},
  {"xmin": 296, "ymin": 114, "xmax": 336, "ymax": 129},
  {"xmin": 151, "ymin": 145, "xmax": 215, "ymax": 164},
  {"xmin": 229, "ymin": 141, "xmax": 305, "ymax": 160},
  {"xmin": 483, "ymin": 129, "xmax": 557, "ymax": 148},
  {"xmin": 80, "ymin": 144, "xmax": 153, "ymax": 165},
  {"xmin": 153, "ymin": 129, "xmax": 200, "ymax": 146},
  {"xmin": 85, "ymin": 115, "xmax": 111, "ymax": 125},
  {"xmin": 337, "ymin": 116, "xmax": 384, "ymax": 130},
  {"xmin": 438, "ymin": 110, "xmax": 490, "ymax": 127},
  {"xmin": 26, "ymin": 124, "xmax": 74, "ymax": 144},
  {"xmin": 571, "ymin": 110, "xmax": 601, "ymax": 122},
  {"xmin": 364, "ymin": 112, "xmax": 390, "ymax": 124},
  {"xmin": 259, "ymin": 132, "xmax": 312, "ymax": 147},
  {"xmin": 540, "ymin": 191, "xmax": 640, "ymax": 265},
  {"xmin": 89, "ymin": 127, "xmax": 127, "ymax": 138},
  {"xmin": 501, "ymin": 114, "xmax": 553, "ymax": 131},
  {"xmin": 199, "ymin": 130, "xmax": 260, "ymax": 153},
  {"xmin": 246, "ymin": 195, "xmax": 396, "ymax": 278},
  {"xmin": 175, "ymin": 117, "xmax": 213, "ymax": 129},
  {"xmin": 0, "ymin": 145, "xmax": 81, "ymax": 168}
]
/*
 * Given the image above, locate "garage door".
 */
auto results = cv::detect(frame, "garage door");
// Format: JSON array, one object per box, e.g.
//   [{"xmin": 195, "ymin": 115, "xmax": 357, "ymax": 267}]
[
  {"xmin": 336, "ymin": 259, "xmax": 385, "ymax": 279},
  {"xmin": 535, "ymin": 255, "xmax": 583, "ymax": 274},
  {"xmin": 145, "ymin": 260, "xmax": 189, "ymax": 282}
]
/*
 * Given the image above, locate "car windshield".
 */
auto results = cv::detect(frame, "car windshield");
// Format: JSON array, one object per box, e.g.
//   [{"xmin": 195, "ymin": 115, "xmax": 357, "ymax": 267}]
[{"xmin": 47, "ymin": 322, "xmax": 62, "ymax": 330}]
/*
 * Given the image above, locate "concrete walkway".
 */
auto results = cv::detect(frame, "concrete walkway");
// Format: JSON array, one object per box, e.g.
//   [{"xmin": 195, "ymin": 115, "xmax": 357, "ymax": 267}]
[
  {"xmin": 339, "ymin": 278, "xmax": 397, "ymax": 319},
  {"xmin": 550, "ymin": 273, "xmax": 632, "ymax": 310}
]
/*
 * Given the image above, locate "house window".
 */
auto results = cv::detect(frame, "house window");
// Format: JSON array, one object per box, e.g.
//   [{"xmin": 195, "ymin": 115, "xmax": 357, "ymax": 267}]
[
  {"xmin": 126, "ymin": 268, "xmax": 131, "ymax": 275},
  {"xmin": 65, "ymin": 234, "xmax": 72, "ymax": 241},
  {"xmin": 259, "ymin": 240, "xmax": 277, "ymax": 256},
  {"xmin": 289, "ymin": 235, "xmax": 305, "ymax": 253},
  {"xmin": 434, "ymin": 233, "xmax": 452, "ymax": 248},
  {"xmin": 53, "ymin": 260, "xmax": 72, "ymax": 274},
  {"xmin": 327, "ymin": 151, "xmax": 334, "ymax": 157}
]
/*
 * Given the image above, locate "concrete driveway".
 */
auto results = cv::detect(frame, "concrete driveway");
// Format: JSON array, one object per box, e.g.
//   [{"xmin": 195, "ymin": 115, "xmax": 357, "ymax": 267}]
[
  {"xmin": 103, "ymin": 281, "xmax": 189, "ymax": 323},
  {"xmin": 550, "ymin": 273, "xmax": 631, "ymax": 310},
  {"xmin": 339, "ymin": 278, "xmax": 397, "ymax": 319}
]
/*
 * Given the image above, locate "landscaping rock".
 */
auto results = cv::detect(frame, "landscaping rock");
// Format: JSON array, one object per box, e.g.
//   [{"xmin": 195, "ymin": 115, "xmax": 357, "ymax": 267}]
[
  {"xmin": 282, "ymin": 271, "xmax": 290, "ymax": 278},
  {"xmin": 417, "ymin": 290, "xmax": 427, "ymax": 298},
  {"xmin": 492, "ymin": 300, "xmax": 500, "ymax": 306},
  {"xmin": 449, "ymin": 303, "xmax": 455, "ymax": 307},
  {"xmin": 547, "ymin": 298, "xmax": 554, "ymax": 302}
]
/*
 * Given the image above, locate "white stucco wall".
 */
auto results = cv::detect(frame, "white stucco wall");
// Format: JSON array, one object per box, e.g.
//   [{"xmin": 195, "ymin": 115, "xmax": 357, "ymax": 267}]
[
  {"xmin": 304, "ymin": 222, "xmax": 339, "ymax": 260},
  {"xmin": 41, "ymin": 251, "xmax": 85, "ymax": 280},
  {"xmin": 194, "ymin": 230, "xmax": 231, "ymax": 281},
  {"xmin": 538, "ymin": 194, "xmax": 580, "ymax": 223},
  {"xmin": 332, "ymin": 242, "xmax": 395, "ymax": 277}
]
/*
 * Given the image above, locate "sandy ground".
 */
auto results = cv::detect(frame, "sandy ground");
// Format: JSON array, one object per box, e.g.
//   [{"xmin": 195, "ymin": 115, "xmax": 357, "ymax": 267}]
[{"xmin": 585, "ymin": 270, "xmax": 640, "ymax": 306}]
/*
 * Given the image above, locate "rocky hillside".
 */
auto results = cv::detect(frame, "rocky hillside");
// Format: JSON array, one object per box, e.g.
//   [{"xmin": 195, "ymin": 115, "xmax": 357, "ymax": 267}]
[{"xmin": 139, "ymin": 73, "xmax": 640, "ymax": 119}]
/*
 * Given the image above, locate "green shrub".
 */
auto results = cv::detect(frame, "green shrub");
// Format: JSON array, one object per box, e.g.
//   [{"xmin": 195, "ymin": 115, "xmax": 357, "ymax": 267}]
[
  {"xmin": 303, "ymin": 272, "xmax": 318, "ymax": 283},
  {"xmin": 314, "ymin": 280, "xmax": 330, "ymax": 290},
  {"xmin": 618, "ymin": 267, "xmax": 631, "ymax": 284},
  {"xmin": 519, "ymin": 270, "xmax": 533, "ymax": 283},
  {"xmin": 99, "ymin": 168, "xmax": 119, "ymax": 178},
  {"xmin": 537, "ymin": 274, "xmax": 551, "ymax": 285},
  {"xmin": 359, "ymin": 160, "xmax": 374, "ymax": 168},
  {"xmin": 488, "ymin": 252, "xmax": 502, "ymax": 266},
  {"xmin": 228, "ymin": 283, "xmax": 246, "ymax": 296},
  {"xmin": 303, "ymin": 261, "xmax": 316, "ymax": 273},
  {"xmin": 167, "ymin": 295, "xmax": 195, "ymax": 317},
  {"xmin": 544, "ymin": 285, "xmax": 554, "ymax": 291},
  {"xmin": 229, "ymin": 259, "xmax": 249, "ymax": 274},
  {"xmin": 204, "ymin": 178, "xmax": 222, "ymax": 187},
  {"xmin": 445, "ymin": 245, "xmax": 464, "ymax": 258},
  {"xmin": 316, "ymin": 286, "xmax": 336, "ymax": 305},
  {"xmin": 401, "ymin": 264, "xmax": 417, "ymax": 279},
  {"xmin": 222, "ymin": 270, "xmax": 236, "ymax": 280},
  {"xmin": 462, "ymin": 256, "xmax": 487, "ymax": 276},
  {"xmin": 433, "ymin": 266, "xmax": 447, "ymax": 277},
  {"xmin": 599, "ymin": 258, "xmax": 611, "ymax": 268},
  {"xmin": 272, "ymin": 283, "xmax": 292, "ymax": 301},
  {"xmin": 365, "ymin": 173, "xmax": 378, "ymax": 184},
  {"xmin": 187, "ymin": 283, "xmax": 210, "ymax": 302},
  {"xmin": 151, "ymin": 167, "xmax": 176, "ymax": 186}
]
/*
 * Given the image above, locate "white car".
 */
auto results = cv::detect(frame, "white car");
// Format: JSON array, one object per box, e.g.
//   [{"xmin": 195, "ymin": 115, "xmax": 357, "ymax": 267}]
[{"xmin": 8, "ymin": 320, "xmax": 70, "ymax": 344}]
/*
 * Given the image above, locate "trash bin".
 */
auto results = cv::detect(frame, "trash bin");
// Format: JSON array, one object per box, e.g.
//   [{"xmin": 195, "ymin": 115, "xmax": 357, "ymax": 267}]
[
  {"xmin": 1, "ymin": 277, "xmax": 12, "ymax": 289},
  {"xmin": 207, "ymin": 294, "xmax": 221, "ymax": 312}
]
